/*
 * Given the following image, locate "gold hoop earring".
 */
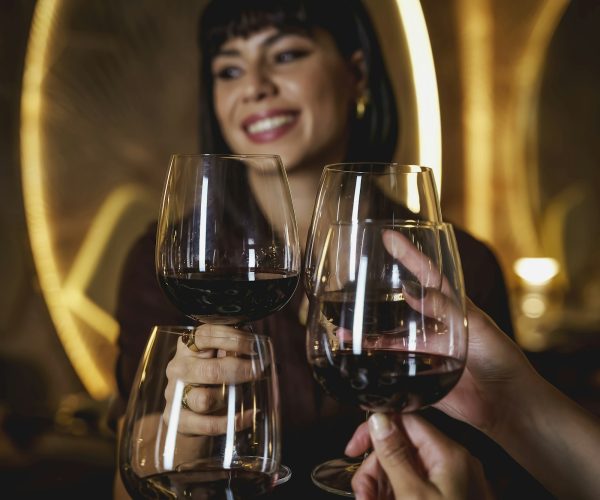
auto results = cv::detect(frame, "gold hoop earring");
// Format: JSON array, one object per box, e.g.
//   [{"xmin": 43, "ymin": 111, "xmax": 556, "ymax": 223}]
[{"xmin": 356, "ymin": 94, "xmax": 368, "ymax": 120}]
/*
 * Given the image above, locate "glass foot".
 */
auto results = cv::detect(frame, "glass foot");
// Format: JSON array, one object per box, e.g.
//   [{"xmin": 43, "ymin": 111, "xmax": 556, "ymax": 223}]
[
  {"xmin": 274, "ymin": 464, "xmax": 292, "ymax": 486},
  {"xmin": 311, "ymin": 457, "xmax": 362, "ymax": 497}
]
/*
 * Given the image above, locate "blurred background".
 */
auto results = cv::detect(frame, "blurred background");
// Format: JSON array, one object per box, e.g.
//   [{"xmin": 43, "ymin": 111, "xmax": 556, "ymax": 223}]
[{"xmin": 1, "ymin": 0, "xmax": 598, "ymax": 497}]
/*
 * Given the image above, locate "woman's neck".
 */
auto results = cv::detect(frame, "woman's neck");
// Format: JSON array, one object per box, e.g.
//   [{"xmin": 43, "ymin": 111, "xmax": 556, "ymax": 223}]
[
  {"xmin": 286, "ymin": 165, "xmax": 324, "ymax": 251},
  {"xmin": 247, "ymin": 163, "xmax": 323, "ymax": 252}
]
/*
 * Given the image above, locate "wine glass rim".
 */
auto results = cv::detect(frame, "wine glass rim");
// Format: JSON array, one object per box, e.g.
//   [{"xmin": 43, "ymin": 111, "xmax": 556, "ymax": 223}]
[
  {"xmin": 170, "ymin": 153, "xmax": 283, "ymax": 161},
  {"xmin": 322, "ymin": 163, "xmax": 434, "ymax": 174},
  {"xmin": 150, "ymin": 325, "xmax": 271, "ymax": 343},
  {"xmin": 327, "ymin": 219, "xmax": 451, "ymax": 229}
]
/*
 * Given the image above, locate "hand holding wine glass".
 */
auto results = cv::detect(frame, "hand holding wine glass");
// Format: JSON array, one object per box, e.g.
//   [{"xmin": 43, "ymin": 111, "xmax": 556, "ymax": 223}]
[
  {"xmin": 119, "ymin": 326, "xmax": 283, "ymax": 499},
  {"xmin": 347, "ymin": 227, "xmax": 600, "ymax": 500},
  {"xmin": 348, "ymin": 412, "xmax": 493, "ymax": 500},
  {"xmin": 306, "ymin": 221, "xmax": 468, "ymax": 495},
  {"xmin": 162, "ymin": 324, "xmax": 264, "ymax": 436},
  {"xmin": 376, "ymin": 227, "xmax": 533, "ymax": 434},
  {"xmin": 120, "ymin": 154, "xmax": 300, "ymax": 497},
  {"xmin": 303, "ymin": 163, "xmax": 449, "ymax": 496}
]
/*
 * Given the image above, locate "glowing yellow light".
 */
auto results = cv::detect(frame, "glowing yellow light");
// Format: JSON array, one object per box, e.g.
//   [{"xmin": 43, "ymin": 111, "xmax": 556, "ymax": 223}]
[
  {"xmin": 521, "ymin": 293, "xmax": 547, "ymax": 318},
  {"xmin": 514, "ymin": 257, "xmax": 560, "ymax": 286},
  {"xmin": 20, "ymin": 0, "xmax": 111, "ymax": 399},
  {"xmin": 457, "ymin": 0, "xmax": 493, "ymax": 240},
  {"xmin": 395, "ymin": 0, "xmax": 442, "ymax": 193}
]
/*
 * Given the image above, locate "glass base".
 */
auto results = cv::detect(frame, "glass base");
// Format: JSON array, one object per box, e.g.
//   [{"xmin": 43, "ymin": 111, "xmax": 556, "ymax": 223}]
[
  {"xmin": 311, "ymin": 457, "xmax": 362, "ymax": 497},
  {"xmin": 274, "ymin": 464, "xmax": 292, "ymax": 486}
]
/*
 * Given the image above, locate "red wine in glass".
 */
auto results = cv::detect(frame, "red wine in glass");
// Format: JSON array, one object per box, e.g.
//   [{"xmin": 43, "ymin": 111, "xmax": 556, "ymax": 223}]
[
  {"xmin": 306, "ymin": 221, "xmax": 468, "ymax": 496},
  {"xmin": 159, "ymin": 268, "xmax": 299, "ymax": 324},
  {"xmin": 156, "ymin": 154, "xmax": 301, "ymax": 328}
]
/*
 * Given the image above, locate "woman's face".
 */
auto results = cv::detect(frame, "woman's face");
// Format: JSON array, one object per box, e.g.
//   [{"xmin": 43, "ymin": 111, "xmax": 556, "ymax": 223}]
[{"xmin": 211, "ymin": 27, "xmax": 364, "ymax": 171}]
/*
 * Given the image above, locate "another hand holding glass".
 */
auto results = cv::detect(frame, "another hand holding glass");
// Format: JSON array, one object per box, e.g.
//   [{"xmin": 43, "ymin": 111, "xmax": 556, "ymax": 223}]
[
  {"xmin": 119, "ymin": 154, "xmax": 300, "ymax": 499},
  {"xmin": 119, "ymin": 326, "xmax": 281, "ymax": 499},
  {"xmin": 303, "ymin": 163, "xmax": 467, "ymax": 496},
  {"xmin": 306, "ymin": 221, "xmax": 468, "ymax": 496}
]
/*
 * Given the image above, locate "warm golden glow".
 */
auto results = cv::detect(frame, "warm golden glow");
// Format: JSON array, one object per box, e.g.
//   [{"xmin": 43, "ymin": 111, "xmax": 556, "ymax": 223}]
[
  {"xmin": 514, "ymin": 257, "xmax": 560, "ymax": 287},
  {"xmin": 520, "ymin": 293, "xmax": 547, "ymax": 318},
  {"xmin": 456, "ymin": 0, "xmax": 569, "ymax": 256},
  {"xmin": 395, "ymin": 0, "xmax": 442, "ymax": 194},
  {"xmin": 457, "ymin": 0, "xmax": 493, "ymax": 240},
  {"xmin": 62, "ymin": 184, "xmax": 156, "ymax": 343},
  {"xmin": 502, "ymin": 0, "xmax": 569, "ymax": 259},
  {"xmin": 21, "ymin": 0, "xmax": 111, "ymax": 399}
]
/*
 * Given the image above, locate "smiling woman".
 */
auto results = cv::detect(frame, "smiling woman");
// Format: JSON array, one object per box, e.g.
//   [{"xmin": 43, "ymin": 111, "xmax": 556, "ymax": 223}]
[
  {"xmin": 110, "ymin": 1, "xmax": 531, "ymax": 499},
  {"xmin": 211, "ymin": 27, "xmax": 360, "ymax": 172},
  {"xmin": 20, "ymin": 0, "xmax": 438, "ymax": 402}
]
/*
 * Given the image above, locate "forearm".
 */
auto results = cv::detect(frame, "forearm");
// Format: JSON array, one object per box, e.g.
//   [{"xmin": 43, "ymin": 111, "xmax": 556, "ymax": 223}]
[{"xmin": 492, "ymin": 374, "xmax": 600, "ymax": 499}]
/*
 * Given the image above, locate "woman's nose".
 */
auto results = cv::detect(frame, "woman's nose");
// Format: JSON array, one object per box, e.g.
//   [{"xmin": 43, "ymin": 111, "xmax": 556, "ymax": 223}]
[{"xmin": 242, "ymin": 66, "xmax": 277, "ymax": 102}]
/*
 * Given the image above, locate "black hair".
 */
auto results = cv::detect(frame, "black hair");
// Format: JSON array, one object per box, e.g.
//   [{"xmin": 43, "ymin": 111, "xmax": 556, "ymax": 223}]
[{"xmin": 197, "ymin": 0, "xmax": 398, "ymax": 163}]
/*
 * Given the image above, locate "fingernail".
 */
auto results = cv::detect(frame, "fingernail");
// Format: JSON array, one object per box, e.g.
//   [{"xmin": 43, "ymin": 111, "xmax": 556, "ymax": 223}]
[{"xmin": 369, "ymin": 413, "xmax": 394, "ymax": 440}]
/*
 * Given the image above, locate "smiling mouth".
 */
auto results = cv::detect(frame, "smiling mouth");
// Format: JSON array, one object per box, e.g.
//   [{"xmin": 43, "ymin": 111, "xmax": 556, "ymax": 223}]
[{"xmin": 244, "ymin": 113, "xmax": 298, "ymax": 136}]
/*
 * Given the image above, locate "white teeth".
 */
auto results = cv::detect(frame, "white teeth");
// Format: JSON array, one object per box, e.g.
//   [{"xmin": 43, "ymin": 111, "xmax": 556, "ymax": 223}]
[{"xmin": 247, "ymin": 115, "xmax": 295, "ymax": 134}]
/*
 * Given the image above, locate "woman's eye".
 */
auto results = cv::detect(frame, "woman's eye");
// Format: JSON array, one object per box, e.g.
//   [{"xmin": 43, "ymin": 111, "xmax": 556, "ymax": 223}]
[
  {"xmin": 214, "ymin": 66, "xmax": 243, "ymax": 80},
  {"xmin": 274, "ymin": 49, "xmax": 309, "ymax": 64}
]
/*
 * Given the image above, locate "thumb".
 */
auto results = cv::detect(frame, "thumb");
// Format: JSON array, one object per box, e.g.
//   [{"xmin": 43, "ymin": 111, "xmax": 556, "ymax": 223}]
[{"xmin": 368, "ymin": 413, "xmax": 425, "ymax": 496}]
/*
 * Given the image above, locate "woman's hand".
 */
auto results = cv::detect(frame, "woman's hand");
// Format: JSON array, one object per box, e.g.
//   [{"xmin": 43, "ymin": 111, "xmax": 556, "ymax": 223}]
[
  {"xmin": 432, "ymin": 298, "xmax": 536, "ymax": 435},
  {"xmin": 162, "ymin": 324, "xmax": 258, "ymax": 435},
  {"xmin": 381, "ymin": 230, "xmax": 540, "ymax": 437},
  {"xmin": 347, "ymin": 412, "xmax": 492, "ymax": 500},
  {"xmin": 381, "ymin": 230, "xmax": 600, "ymax": 499}
]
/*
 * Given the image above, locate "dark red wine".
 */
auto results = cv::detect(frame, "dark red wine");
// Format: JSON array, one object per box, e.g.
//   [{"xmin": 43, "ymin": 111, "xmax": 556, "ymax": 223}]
[
  {"xmin": 128, "ymin": 468, "xmax": 273, "ymax": 499},
  {"xmin": 320, "ymin": 288, "xmax": 415, "ymax": 333},
  {"xmin": 158, "ymin": 269, "xmax": 298, "ymax": 324},
  {"xmin": 312, "ymin": 350, "xmax": 463, "ymax": 412}
]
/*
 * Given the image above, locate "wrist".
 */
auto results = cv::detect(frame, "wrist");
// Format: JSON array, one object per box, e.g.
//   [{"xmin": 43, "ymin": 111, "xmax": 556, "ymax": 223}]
[
  {"xmin": 486, "ymin": 368, "xmax": 549, "ymax": 445},
  {"xmin": 491, "ymin": 372, "xmax": 566, "ymax": 453}
]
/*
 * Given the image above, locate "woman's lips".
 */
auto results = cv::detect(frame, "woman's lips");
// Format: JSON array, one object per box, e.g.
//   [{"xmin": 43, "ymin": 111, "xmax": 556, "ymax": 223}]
[{"xmin": 242, "ymin": 111, "xmax": 299, "ymax": 143}]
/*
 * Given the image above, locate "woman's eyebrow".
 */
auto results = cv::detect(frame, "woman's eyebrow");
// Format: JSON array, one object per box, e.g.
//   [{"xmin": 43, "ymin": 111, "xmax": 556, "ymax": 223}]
[
  {"xmin": 261, "ymin": 31, "xmax": 308, "ymax": 47},
  {"xmin": 214, "ymin": 47, "xmax": 240, "ymax": 58},
  {"xmin": 214, "ymin": 30, "xmax": 311, "ymax": 58}
]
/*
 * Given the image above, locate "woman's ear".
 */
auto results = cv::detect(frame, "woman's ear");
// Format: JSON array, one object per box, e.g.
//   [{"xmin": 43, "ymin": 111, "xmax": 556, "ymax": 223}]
[{"xmin": 349, "ymin": 50, "xmax": 368, "ymax": 98}]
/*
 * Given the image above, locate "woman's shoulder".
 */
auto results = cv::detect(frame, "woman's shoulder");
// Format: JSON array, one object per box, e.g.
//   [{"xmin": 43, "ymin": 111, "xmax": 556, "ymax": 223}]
[
  {"xmin": 450, "ymin": 223, "xmax": 515, "ymax": 337},
  {"xmin": 137, "ymin": 220, "xmax": 158, "ymax": 247},
  {"xmin": 124, "ymin": 220, "xmax": 158, "ymax": 262},
  {"xmin": 449, "ymin": 222, "xmax": 505, "ymax": 284},
  {"xmin": 452, "ymin": 224, "xmax": 500, "ymax": 266}
]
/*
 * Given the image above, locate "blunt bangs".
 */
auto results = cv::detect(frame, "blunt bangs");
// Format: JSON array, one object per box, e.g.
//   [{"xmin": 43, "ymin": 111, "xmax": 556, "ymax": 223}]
[{"xmin": 199, "ymin": 0, "xmax": 360, "ymax": 60}]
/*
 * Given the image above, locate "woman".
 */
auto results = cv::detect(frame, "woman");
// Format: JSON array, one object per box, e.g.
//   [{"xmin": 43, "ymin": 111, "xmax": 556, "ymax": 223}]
[{"xmin": 113, "ymin": 0, "xmax": 527, "ymax": 498}]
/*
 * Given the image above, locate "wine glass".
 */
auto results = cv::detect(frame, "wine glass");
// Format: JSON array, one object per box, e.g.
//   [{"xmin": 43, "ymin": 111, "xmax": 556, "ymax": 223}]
[
  {"xmin": 156, "ymin": 154, "xmax": 301, "ymax": 327},
  {"xmin": 119, "ymin": 326, "xmax": 283, "ymax": 499},
  {"xmin": 306, "ymin": 221, "xmax": 467, "ymax": 496},
  {"xmin": 154, "ymin": 154, "xmax": 300, "ymax": 486},
  {"xmin": 303, "ymin": 163, "xmax": 444, "ymax": 495},
  {"xmin": 304, "ymin": 163, "xmax": 442, "ymax": 294}
]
